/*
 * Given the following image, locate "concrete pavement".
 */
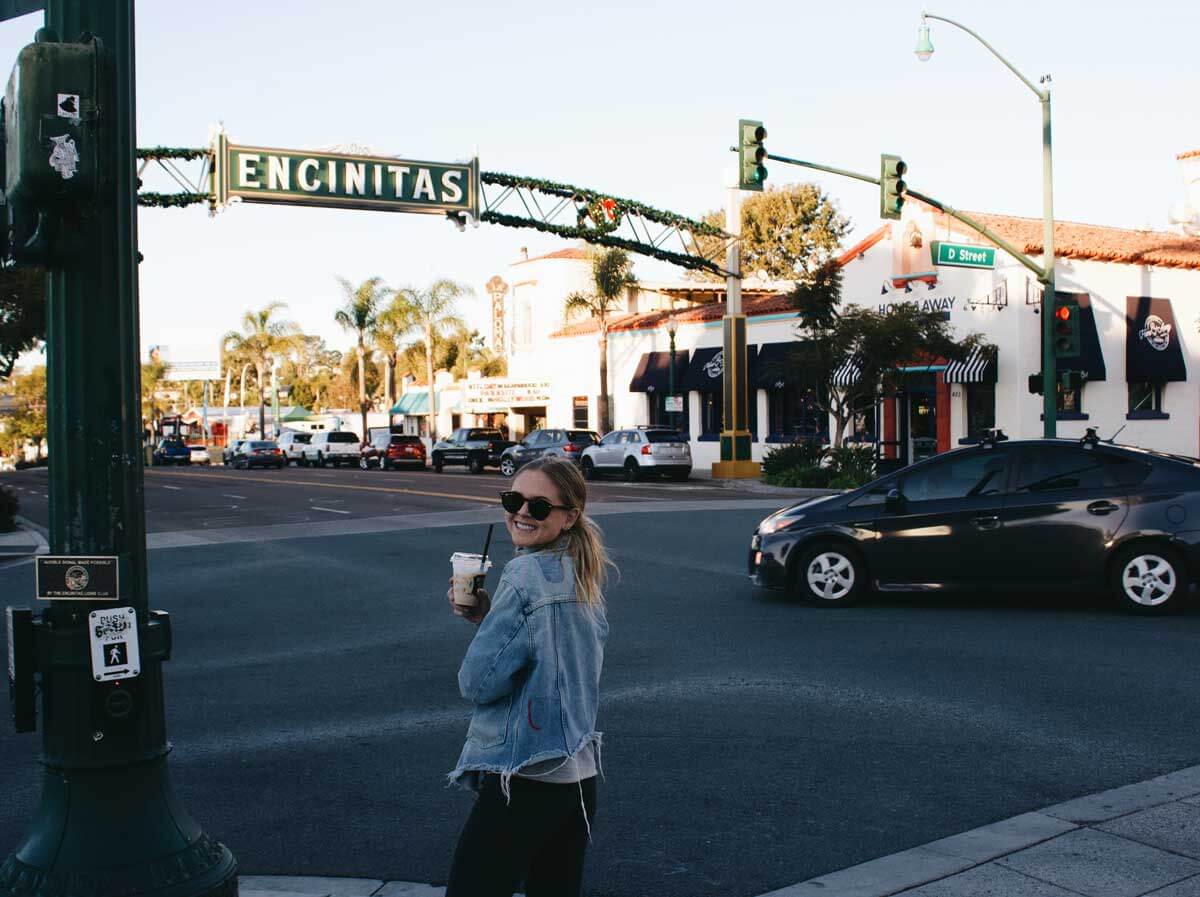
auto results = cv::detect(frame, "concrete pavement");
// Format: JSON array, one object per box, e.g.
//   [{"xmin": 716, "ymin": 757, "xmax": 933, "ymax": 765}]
[{"xmin": 227, "ymin": 764, "xmax": 1200, "ymax": 896}]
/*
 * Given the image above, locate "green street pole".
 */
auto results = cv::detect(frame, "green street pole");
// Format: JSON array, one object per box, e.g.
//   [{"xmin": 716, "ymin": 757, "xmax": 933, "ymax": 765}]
[
  {"xmin": 0, "ymin": 3, "xmax": 237, "ymax": 895},
  {"xmin": 667, "ymin": 320, "xmax": 677, "ymax": 431},
  {"xmin": 917, "ymin": 13, "xmax": 1056, "ymax": 437}
]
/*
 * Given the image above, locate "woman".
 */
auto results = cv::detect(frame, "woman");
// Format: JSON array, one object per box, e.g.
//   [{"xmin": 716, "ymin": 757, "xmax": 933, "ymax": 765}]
[{"xmin": 445, "ymin": 456, "xmax": 613, "ymax": 897}]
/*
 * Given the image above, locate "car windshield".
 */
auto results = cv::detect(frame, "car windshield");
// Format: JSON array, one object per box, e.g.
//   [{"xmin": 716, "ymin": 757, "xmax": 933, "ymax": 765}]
[
  {"xmin": 644, "ymin": 430, "xmax": 684, "ymax": 443},
  {"xmin": 327, "ymin": 432, "xmax": 358, "ymax": 443},
  {"xmin": 567, "ymin": 430, "xmax": 599, "ymax": 444},
  {"xmin": 468, "ymin": 429, "xmax": 504, "ymax": 440},
  {"xmin": 291, "ymin": 433, "xmax": 311, "ymax": 444}
]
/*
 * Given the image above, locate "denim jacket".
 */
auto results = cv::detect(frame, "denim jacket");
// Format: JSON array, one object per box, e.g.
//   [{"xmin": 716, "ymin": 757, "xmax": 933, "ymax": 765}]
[{"xmin": 447, "ymin": 539, "xmax": 608, "ymax": 805}]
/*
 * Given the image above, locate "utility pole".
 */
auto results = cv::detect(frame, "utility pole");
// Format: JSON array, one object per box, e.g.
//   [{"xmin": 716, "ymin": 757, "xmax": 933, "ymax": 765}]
[{"xmin": 1, "ymin": 3, "xmax": 237, "ymax": 895}]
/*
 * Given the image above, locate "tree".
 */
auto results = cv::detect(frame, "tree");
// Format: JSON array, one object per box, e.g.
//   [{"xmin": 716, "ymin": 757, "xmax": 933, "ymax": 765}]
[
  {"xmin": 0, "ymin": 268, "xmax": 46, "ymax": 378},
  {"xmin": 790, "ymin": 262, "xmax": 984, "ymax": 447},
  {"xmin": 371, "ymin": 296, "xmax": 417, "ymax": 413},
  {"xmin": 334, "ymin": 276, "xmax": 390, "ymax": 439},
  {"xmin": 693, "ymin": 184, "xmax": 851, "ymax": 281},
  {"xmin": 5, "ymin": 366, "xmax": 47, "ymax": 461},
  {"xmin": 393, "ymin": 280, "xmax": 470, "ymax": 441},
  {"xmin": 222, "ymin": 302, "xmax": 305, "ymax": 439},
  {"xmin": 565, "ymin": 248, "xmax": 635, "ymax": 433},
  {"xmin": 141, "ymin": 359, "xmax": 169, "ymax": 433}
]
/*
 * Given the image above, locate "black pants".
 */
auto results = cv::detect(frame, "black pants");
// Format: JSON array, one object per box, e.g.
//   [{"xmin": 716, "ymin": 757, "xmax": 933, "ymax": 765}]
[{"xmin": 445, "ymin": 774, "xmax": 598, "ymax": 897}]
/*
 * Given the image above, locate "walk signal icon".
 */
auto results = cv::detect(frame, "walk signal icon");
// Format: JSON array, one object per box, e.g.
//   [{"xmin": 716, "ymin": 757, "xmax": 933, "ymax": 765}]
[
  {"xmin": 738, "ymin": 120, "xmax": 768, "ymax": 192},
  {"xmin": 880, "ymin": 154, "xmax": 907, "ymax": 220},
  {"xmin": 1053, "ymin": 296, "xmax": 1081, "ymax": 358}
]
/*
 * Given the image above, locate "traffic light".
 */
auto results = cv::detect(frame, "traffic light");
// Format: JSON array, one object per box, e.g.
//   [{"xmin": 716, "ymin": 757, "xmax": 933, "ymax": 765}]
[
  {"xmin": 880, "ymin": 154, "xmax": 907, "ymax": 220},
  {"xmin": 738, "ymin": 119, "xmax": 767, "ymax": 191},
  {"xmin": 1053, "ymin": 295, "xmax": 1081, "ymax": 358}
]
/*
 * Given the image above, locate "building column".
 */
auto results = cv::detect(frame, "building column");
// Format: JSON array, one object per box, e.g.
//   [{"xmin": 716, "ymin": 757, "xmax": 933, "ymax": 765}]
[
  {"xmin": 936, "ymin": 373, "xmax": 952, "ymax": 454},
  {"xmin": 883, "ymin": 396, "xmax": 898, "ymax": 459}
]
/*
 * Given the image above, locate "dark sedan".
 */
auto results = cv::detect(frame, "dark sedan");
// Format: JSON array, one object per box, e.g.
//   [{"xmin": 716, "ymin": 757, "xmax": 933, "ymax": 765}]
[
  {"xmin": 749, "ymin": 435, "xmax": 1200, "ymax": 615},
  {"xmin": 499, "ymin": 428, "xmax": 601, "ymax": 477},
  {"xmin": 234, "ymin": 440, "xmax": 285, "ymax": 469}
]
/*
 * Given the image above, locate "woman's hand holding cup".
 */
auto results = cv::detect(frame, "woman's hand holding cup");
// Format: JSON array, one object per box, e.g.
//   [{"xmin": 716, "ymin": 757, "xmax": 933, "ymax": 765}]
[{"xmin": 447, "ymin": 577, "xmax": 490, "ymax": 625}]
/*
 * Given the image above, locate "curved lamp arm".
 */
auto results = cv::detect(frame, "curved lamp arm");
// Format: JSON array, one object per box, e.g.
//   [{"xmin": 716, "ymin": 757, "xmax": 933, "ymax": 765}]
[{"xmin": 920, "ymin": 12, "xmax": 1047, "ymax": 101}]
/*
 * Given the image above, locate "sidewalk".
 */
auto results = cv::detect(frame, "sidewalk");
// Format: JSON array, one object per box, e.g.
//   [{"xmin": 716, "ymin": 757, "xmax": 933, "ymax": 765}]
[
  {"xmin": 230, "ymin": 765, "xmax": 1200, "ymax": 897},
  {"xmin": 0, "ymin": 516, "xmax": 47, "ymax": 559}
]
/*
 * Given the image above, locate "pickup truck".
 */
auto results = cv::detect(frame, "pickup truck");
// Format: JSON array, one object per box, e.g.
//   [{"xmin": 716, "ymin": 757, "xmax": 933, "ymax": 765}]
[{"xmin": 430, "ymin": 427, "xmax": 516, "ymax": 474}]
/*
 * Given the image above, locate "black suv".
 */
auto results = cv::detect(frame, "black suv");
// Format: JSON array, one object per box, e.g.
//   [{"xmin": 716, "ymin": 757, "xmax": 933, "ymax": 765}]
[
  {"xmin": 500, "ymin": 429, "xmax": 600, "ymax": 477},
  {"xmin": 430, "ymin": 428, "xmax": 517, "ymax": 474},
  {"xmin": 750, "ymin": 436, "xmax": 1200, "ymax": 615}
]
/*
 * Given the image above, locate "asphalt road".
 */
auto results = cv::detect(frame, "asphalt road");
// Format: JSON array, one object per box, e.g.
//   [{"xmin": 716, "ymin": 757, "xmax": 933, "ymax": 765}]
[
  {"xmin": 1, "ymin": 462, "xmax": 761, "ymax": 533},
  {"xmin": 1, "ymin": 504, "xmax": 1199, "ymax": 896}
]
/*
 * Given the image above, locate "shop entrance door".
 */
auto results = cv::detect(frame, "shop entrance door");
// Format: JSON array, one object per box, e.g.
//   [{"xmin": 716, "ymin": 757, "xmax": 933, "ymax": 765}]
[
  {"xmin": 514, "ymin": 406, "xmax": 546, "ymax": 440},
  {"xmin": 900, "ymin": 375, "xmax": 937, "ymax": 465}
]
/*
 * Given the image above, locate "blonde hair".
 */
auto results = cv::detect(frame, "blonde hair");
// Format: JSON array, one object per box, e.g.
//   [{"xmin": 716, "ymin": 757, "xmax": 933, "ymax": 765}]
[{"xmin": 517, "ymin": 456, "xmax": 615, "ymax": 609}]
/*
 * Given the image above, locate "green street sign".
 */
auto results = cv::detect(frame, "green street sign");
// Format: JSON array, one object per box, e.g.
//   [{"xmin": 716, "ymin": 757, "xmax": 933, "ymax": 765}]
[
  {"xmin": 932, "ymin": 240, "xmax": 995, "ymax": 269},
  {"xmin": 213, "ymin": 130, "xmax": 479, "ymax": 219}
]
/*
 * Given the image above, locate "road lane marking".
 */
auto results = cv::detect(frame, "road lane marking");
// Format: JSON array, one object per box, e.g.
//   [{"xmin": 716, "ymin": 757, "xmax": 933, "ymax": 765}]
[
  {"xmin": 222, "ymin": 494, "xmax": 247, "ymax": 500},
  {"xmin": 311, "ymin": 506, "xmax": 351, "ymax": 515},
  {"xmin": 162, "ymin": 485, "xmax": 183, "ymax": 491},
  {"xmin": 151, "ymin": 469, "xmax": 500, "ymax": 504}
]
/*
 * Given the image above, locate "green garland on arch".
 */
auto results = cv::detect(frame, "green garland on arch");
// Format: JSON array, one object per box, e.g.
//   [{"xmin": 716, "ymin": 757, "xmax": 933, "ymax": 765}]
[
  {"xmin": 136, "ymin": 147, "xmax": 209, "ymax": 161},
  {"xmin": 481, "ymin": 170, "xmax": 727, "ymax": 239},
  {"xmin": 138, "ymin": 192, "xmax": 210, "ymax": 208}
]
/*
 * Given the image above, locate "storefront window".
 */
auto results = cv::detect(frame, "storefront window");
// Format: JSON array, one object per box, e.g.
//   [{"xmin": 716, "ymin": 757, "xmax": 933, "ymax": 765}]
[
  {"xmin": 572, "ymin": 397, "xmax": 589, "ymax": 429},
  {"xmin": 966, "ymin": 383, "xmax": 996, "ymax": 440},
  {"xmin": 1057, "ymin": 382, "xmax": 1083, "ymax": 415},
  {"xmin": 767, "ymin": 384, "xmax": 828, "ymax": 443},
  {"xmin": 651, "ymin": 392, "xmax": 689, "ymax": 435},
  {"xmin": 700, "ymin": 390, "xmax": 722, "ymax": 440},
  {"xmin": 849, "ymin": 401, "xmax": 876, "ymax": 443},
  {"xmin": 1128, "ymin": 382, "xmax": 1164, "ymax": 416}
]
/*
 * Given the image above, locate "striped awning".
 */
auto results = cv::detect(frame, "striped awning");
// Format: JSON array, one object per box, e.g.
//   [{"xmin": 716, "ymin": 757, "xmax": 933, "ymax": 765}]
[
  {"xmin": 832, "ymin": 356, "xmax": 862, "ymax": 387},
  {"xmin": 944, "ymin": 346, "xmax": 998, "ymax": 384}
]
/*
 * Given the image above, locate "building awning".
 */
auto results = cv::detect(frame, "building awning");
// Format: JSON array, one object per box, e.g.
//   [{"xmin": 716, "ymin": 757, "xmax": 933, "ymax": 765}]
[
  {"xmin": 392, "ymin": 392, "xmax": 430, "ymax": 415},
  {"xmin": 628, "ymin": 350, "xmax": 690, "ymax": 393},
  {"xmin": 1046, "ymin": 292, "xmax": 1107, "ymax": 382},
  {"xmin": 1126, "ymin": 296, "xmax": 1187, "ymax": 383},
  {"xmin": 832, "ymin": 356, "xmax": 862, "ymax": 387},
  {"xmin": 279, "ymin": 406, "xmax": 313, "ymax": 422},
  {"xmin": 683, "ymin": 347, "xmax": 724, "ymax": 391},
  {"xmin": 944, "ymin": 346, "xmax": 998, "ymax": 384},
  {"xmin": 752, "ymin": 342, "xmax": 817, "ymax": 389}
]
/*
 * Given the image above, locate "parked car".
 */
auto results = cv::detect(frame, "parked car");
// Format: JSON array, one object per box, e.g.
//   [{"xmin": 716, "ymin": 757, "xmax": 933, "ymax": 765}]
[
  {"xmin": 151, "ymin": 437, "xmax": 191, "ymax": 466},
  {"xmin": 188, "ymin": 444, "xmax": 211, "ymax": 466},
  {"xmin": 749, "ymin": 433, "xmax": 1200, "ymax": 615},
  {"xmin": 222, "ymin": 439, "xmax": 250, "ymax": 466},
  {"xmin": 301, "ymin": 430, "xmax": 361, "ymax": 468},
  {"xmin": 430, "ymin": 427, "xmax": 516, "ymax": 474},
  {"xmin": 360, "ymin": 433, "xmax": 426, "ymax": 470},
  {"xmin": 234, "ymin": 440, "xmax": 285, "ymax": 470},
  {"xmin": 277, "ymin": 431, "xmax": 311, "ymax": 465},
  {"xmin": 500, "ymin": 429, "xmax": 601, "ymax": 477},
  {"xmin": 580, "ymin": 427, "xmax": 691, "ymax": 482}
]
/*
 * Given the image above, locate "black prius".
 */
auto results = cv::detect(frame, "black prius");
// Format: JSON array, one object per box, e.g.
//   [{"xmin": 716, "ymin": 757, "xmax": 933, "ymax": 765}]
[{"xmin": 748, "ymin": 433, "xmax": 1200, "ymax": 615}]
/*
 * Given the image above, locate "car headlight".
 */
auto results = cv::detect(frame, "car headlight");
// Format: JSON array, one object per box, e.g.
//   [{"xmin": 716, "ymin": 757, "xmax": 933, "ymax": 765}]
[{"xmin": 759, "ymin": 513, "xmax": 803, "ymax": 536}]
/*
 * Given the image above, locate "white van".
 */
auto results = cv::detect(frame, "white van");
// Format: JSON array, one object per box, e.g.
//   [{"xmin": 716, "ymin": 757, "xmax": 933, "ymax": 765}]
[{"xmin": 301, "ymin": 430, "xmax": 361, "ymax": 468}]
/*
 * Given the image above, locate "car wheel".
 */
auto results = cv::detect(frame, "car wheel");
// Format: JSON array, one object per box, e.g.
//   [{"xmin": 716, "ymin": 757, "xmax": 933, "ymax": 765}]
[
  {"xmin": 623, "ymin": 459, "xmax": 640, "ymax": 482},
  {"xmin": 500, "ymin": 457, "xmax": 516, "ymax": 478},
  {"xmin": 581, "ymin": 458, "xmax": 597, "ymax": 481},
  {"xmin": 319, "ymin": 453, "xmax": 328, "ymax": 468},
  {"xmin": 469, "ymin": 455, "xmax": 484, "ymax": 475},
  {"xmin": 793, "ymin": 541, "xmax": 866, "ymax": 607},
  {"xmin": 432, "ymin": 453, "xmax": 443, "ymax": 473},
  {"xmin": 380, "ymin": 458, "xmax": 390, "ymax": 471},
  {"xmin": 359, "ymin": 456, "xmax": 369, "ymax": 470},
  {"xmin": 1111, "ymin": 544, "xmax": 1186, "ymax": 615}
]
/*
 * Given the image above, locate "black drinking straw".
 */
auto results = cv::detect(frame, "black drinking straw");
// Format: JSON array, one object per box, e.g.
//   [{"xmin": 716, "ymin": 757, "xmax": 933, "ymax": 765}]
[{"xmin": 480, "ymin": 523, "xmax": 494, "ymax": 573}]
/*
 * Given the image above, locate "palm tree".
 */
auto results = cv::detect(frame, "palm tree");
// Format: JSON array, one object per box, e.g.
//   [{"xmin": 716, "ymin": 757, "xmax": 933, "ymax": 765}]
[
  {"xmin": 222, "ymin": 302, "xmax": 305, "ymax": 439},
  {"xmin": 393, "ymin": 280, "xmax": 470, "ymax": 442},
  {"xmin": 565, "ymin": 248, "xmax": 636, "ymax": 433},
  {"xmin": 371, "ymin": 296, "xmax": 417, "ymax": 414},
  {"xmin": 334, "ymin": 276, "xmax": 390, "ymax": 440}
]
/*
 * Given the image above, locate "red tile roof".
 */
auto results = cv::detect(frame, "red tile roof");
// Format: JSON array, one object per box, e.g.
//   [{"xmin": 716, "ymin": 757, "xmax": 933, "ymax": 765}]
[
  {"xmin": 513, "ymin": 247, "xmax": 591, "ymax": 265},
  {"xmin": 951, "ymin": 211, "xmax": 1200, "ymax": 271},
  {"xmin": 553, "ymin": 293, "xmax": 796, "ymax": 338},
  {"xmin": 1177, "ymin": 150, "xmax": 1200, "ymax": 161}
]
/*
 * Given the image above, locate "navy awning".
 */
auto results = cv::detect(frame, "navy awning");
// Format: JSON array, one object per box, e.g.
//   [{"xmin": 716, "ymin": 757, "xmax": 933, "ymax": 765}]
[
  {"xmin": 628, "ymin": 350, "xmax": 690, "ymax": 393},
  {"xmin": 753, "ymin": 342, "xmax": 818, "ymax": 389},
  {"xmin": 1126, "ymin": 296, "xmax": 1187, "ymax": 383},
  {"xmin": 1044, "ymin": 292, "xmax": 1106, "ymax": 382},
  {"xmin": 683, "ymin": 346, "xmax": 724, "ymax": 391}
]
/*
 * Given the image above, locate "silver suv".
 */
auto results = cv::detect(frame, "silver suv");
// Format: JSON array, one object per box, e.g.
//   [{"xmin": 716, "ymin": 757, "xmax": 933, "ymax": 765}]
[
  {"xmin": 580, "ymin": 427, "xmax": 691, "ymax": 482},
  {"xmin": 301, "ymin": 430, "xmax": 361, "ymax": 467}
]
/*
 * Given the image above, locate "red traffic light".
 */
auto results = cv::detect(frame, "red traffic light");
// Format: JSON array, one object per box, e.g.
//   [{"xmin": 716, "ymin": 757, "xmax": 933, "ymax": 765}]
[{"xmin": 1055, "ymin": 305, "xmax": 1072, "ymax": 321}]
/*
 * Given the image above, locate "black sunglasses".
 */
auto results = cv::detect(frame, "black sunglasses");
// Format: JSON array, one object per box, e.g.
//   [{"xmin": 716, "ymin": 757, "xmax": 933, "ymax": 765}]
[{"xmin": 500, "ymin": 490, "xmax": 573, "ymax": 521}]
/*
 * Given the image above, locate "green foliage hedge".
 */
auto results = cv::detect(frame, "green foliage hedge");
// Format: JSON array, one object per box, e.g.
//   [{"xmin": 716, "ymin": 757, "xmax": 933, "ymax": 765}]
[{"xmin": 762, "ymin": 442, "xmax": 876, "ymax": 490}]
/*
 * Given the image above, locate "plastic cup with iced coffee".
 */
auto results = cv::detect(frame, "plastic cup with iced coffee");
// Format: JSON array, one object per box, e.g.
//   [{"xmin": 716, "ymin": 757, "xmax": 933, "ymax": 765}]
[{"xmin": 450, "ymin": 552, "xmax": 492, "ymax": 606}]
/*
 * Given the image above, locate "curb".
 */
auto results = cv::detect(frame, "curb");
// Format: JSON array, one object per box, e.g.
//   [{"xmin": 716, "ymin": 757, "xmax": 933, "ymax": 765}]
[{"xmin": 0, "ymin": 515, "xmax": 48, "ymax": 558}]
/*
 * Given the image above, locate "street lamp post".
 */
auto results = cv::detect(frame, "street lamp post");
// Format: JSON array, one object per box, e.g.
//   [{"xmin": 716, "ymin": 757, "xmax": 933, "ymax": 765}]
[
  {"xmin": 271, "ymin": 358, "xmax": 281, "ymax": 438},
  {"xmin": 667, "ymin": 310, "xmax": 678, "ymax": 431},
  {"xmin": 916, "ymin": 12, "xmax": 1057, "ymax": 437}
]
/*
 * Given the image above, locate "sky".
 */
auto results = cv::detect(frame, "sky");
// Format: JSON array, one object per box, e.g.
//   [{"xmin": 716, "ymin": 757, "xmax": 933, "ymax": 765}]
[{"xmin": 2, "ymin": 0, "xmax": 1198, "ymax": 370}]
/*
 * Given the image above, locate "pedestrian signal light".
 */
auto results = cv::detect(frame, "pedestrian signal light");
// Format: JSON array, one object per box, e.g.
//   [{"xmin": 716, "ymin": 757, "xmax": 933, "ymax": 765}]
[
  {"xmin": 1053, "ymin": 296, "xmax": 1081, "ymax": 358},
  {"xmin": 738, "ymin": 119, "xmax": 768, "ymax": 192},
  {"xmin": 880, "ymin": 154, "xmax": 907, "ymax": 220}
]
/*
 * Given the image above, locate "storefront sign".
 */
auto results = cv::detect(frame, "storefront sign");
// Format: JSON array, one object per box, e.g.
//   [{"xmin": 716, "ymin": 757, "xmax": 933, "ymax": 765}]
[
  {"xmin": 932, "ymin": 241, "xmax": 995, "ymax": 270},
  {"xmin": 664, "ymin": 395, "xmax": 684, "ymax": 413},
  {"xmin": 214, "ymin": 130, "xmax": 479, "ymax": 218},
  {"xmin": 462, "ymin": 378, "xmax": 552, "ymax": 411},
  {"xmin": 1125, "ymin": 296, "xmax": 1187, "ymax": 383},
  {"xmin": 878, "ymin": 296, "xmax": 957, "ymax": 316}
]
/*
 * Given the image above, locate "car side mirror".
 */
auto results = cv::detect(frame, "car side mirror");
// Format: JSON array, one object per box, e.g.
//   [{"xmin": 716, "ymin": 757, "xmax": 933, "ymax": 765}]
[{"xmin": 885, "ymin": 488, "xmax": 904, "ymax": 511}]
